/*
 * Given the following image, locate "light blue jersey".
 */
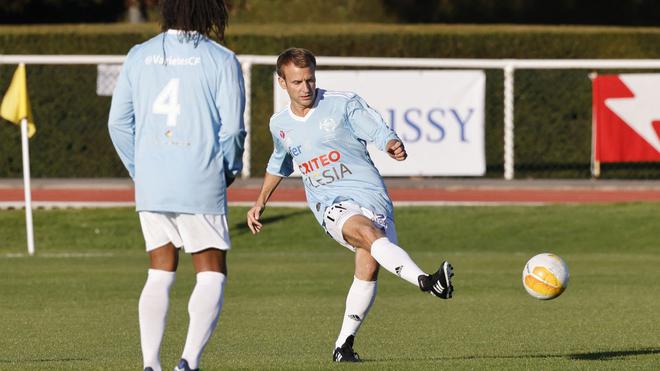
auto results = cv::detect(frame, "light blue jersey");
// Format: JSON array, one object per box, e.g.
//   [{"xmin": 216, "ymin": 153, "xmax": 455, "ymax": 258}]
[
  {"xmin": 108, "ymin": 30, "xmax": 246, "ymax": 215},
  {"xmin": 267, "ymin": 89, "xmax": 400, "ymax": 225}
]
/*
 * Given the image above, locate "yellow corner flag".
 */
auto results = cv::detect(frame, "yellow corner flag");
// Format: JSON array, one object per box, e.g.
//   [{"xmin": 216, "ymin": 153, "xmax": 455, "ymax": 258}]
[{"xmin": 1, "ymin": 63, "xmax": 36, "ymax": 138}]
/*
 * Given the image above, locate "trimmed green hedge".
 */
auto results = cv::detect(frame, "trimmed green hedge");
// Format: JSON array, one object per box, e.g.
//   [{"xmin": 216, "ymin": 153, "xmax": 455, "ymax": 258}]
[
  {"xmin": 8, "ymin": 0, "xmax": 660, "ymax": 26},
  {"xmin": 2, "ymin": 24, "xmax": 660, "ymax": 178}
]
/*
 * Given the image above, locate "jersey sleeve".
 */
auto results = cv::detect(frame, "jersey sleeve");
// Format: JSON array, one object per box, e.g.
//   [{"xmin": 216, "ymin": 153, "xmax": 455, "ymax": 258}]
[
  {"xmin": 217, "ymin": 54, "xmax": 247, "ymax": 183},
  {"xmin": 265, "ymin": 128, "xmax": 294, "ymax": 177},
  {"xmin": 345, "ymin": 95, "xmax": 400, "ymax": 151},
  {"xmin": 107, "ymin": 48, "xmax": 137, "ymax": 179}
]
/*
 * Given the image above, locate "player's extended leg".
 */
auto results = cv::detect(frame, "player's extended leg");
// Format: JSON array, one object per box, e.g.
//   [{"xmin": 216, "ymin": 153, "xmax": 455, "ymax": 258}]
[
  {"xmin": 343, "ymin": 215, "xmax": 427, "ymax": 285},
  {"xmin": 176, "ymin": 248, "xmax": 227, "ymax": 371},
  {"xmin": 342, "ymin": 214, "xmax": 453, "ymax": 299},
  {"xmin": 140, "ymin": 243, "xmax": 179, "ymax": 371},
  {"xmin": 333, "ymin": 249, "xmax": 379, "ymax": 362}
]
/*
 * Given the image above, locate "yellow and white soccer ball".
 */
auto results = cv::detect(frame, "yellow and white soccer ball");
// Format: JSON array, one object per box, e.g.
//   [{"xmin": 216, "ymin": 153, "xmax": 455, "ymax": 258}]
[{"xmin": 522, "ymin": 253, "xmax": 569, "ymax": 300}]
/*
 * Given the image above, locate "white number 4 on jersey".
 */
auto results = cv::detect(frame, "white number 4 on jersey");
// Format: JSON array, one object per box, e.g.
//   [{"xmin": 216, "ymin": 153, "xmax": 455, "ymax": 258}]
[{"xmin": 152, "ymin": 78, "xmax": 181, "ymax": 127}]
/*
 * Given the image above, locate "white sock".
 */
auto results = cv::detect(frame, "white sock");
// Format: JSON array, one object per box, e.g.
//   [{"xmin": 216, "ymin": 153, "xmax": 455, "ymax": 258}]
[
  {"xmin": 335, "ymin": 277, "xmax": 377, "ymax": 348},
  {"xmin": 139, "ymin": 269, "xmax": 176, "ymax": 371},
  {"xmin": 181, "ymin": 271, "xmax": 227, "ymax": 369},
  {"xmin": 370, "ymin": 237, "xmax": 426, "ymax": 286}
]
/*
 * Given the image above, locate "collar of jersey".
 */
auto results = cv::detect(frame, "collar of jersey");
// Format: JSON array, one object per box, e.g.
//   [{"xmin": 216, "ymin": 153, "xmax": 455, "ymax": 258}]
[{"xmin": 287, "ymin": 89, "xmax": 320, "ymax": 122}]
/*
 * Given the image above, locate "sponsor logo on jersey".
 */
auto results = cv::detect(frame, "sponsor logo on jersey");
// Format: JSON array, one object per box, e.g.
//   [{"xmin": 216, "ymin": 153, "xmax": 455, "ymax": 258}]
[
  {"xmin": 304, "ymin": 163, "xmax": 353, "ymax": 188},
  {"xmin": 144, "ymin": 55, "xmax": 201, "ymax": 66},
  {"xmin": 299, "ymin": 150, "xmax": 354, "ymax": 188},
  {"xmin": 278, "ymin": 129, "xmax": 294, "ymax": 146},
  {"xmin": 289, "ymin": 145, "xmax": 303, "ymax": 157},
  {"xmin": 298, "ymin": 150, "xmax": 341, "ymax": 174}
]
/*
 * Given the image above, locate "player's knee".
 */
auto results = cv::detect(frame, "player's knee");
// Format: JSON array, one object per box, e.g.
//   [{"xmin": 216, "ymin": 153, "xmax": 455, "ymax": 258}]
[
  {"xmin": 192, "ymin": 248, "xmax": 227, "ymax": 274},
  {"xmin": 362, "ymin": 225, "xmax": 385, "ymax": 246},
  {"xmin": 349, "ymin": 225, "xmax": 383, "ymax": 250},
  {"xmin": 149, "ymin": 243, "xmax": 179, "ymax": 271},
  {"xmin": 150, "ymin": 255, "xmax": 178, "ymax": 271}
]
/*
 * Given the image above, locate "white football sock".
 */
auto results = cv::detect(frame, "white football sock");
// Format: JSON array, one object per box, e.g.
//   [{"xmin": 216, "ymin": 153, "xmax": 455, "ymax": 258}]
[
  {"xmin": 181, "ymin": 271, "xmax": 227, "ymax": 369},
  {"xmin": 370, "ymin": 237, "xmax": 426, "ymax": 286},
  {"xmin": 139, "ymin": 269, "xmax": 176, "ymax": 371},
  {"xmin": 335, "ymin": 277, "xmax": 377, "ymax": 348}
]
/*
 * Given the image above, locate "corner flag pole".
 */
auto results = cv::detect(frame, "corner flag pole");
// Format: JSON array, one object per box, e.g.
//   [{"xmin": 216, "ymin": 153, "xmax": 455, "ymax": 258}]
[
  {"xmin": 0, "ymin": 63, "xmax": 37, "ymax": 256},
  {"xmin": 20, "ymin": 116, "xmax": 35, "ymax": 256}
]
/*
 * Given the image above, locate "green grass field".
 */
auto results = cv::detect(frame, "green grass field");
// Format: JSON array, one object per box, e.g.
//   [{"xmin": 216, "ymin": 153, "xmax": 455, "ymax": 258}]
[{"xmin": 1, "ymin": 204, "xmax": 659, "ymax": 370}]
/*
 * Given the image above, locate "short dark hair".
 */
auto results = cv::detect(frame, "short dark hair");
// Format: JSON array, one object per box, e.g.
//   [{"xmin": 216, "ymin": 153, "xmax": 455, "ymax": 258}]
[
  {"xmin": 160, "ymin": 0, "xmax": 229, "ymax": 42},
  {"xmin": 276, "ymin": 48, "xmax": 317, "ymax": 79}
]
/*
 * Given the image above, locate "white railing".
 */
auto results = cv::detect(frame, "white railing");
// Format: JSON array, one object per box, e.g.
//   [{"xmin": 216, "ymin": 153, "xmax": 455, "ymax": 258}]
[{"xmin": 3, "ymin": 54, "xmax": 660, "ymax": 179}]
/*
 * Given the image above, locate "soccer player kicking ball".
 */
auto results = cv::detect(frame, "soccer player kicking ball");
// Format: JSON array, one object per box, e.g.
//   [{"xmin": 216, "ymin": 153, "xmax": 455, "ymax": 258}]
[
  {"xmin": 108, "ymin": 1, "xmax": 245, "ymax": 370},
  {"xmin": 246, "ymin": 48, "xmax": 454, "ymax": 363}
]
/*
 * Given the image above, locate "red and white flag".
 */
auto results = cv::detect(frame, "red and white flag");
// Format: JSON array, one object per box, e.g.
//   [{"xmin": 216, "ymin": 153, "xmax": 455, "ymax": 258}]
[{"xmin": 592, "ymin": 74, "xmax": 660, "ymax": 163}]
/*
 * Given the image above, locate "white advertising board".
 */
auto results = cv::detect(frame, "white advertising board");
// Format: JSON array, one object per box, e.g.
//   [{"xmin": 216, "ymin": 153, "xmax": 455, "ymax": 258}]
[{"xmin": 274, "ymin": 70, "xmax": 485, "ymax": 176}]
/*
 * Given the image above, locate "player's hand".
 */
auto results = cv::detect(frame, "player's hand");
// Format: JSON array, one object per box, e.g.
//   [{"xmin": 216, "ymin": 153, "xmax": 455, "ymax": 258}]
[
  {"xmin": 246, "ymin": 204, "xmax": 265, "ymax": 234},
  {"xmin": 386, "ymin": 139, "xmax": 407, "ymax": 161}
]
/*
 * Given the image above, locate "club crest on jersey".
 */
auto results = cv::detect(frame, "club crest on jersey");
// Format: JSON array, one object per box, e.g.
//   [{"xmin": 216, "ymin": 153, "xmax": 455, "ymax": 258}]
[
  {"xmin": 319, "ymin": 117, "xmax": 338, "ymax": 132},
  {"xmin": 279, "ymin": 130, "xmax": 286, "ymax": 139}
]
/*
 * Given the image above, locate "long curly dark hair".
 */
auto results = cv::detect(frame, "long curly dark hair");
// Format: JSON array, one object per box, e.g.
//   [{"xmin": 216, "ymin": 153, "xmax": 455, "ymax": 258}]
[{"xmin": 159, "ymin": 0, "xmax": 229, "ymax": 42}]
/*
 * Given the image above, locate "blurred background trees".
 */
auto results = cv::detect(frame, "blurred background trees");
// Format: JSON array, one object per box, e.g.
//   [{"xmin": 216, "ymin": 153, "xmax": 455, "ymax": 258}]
[
  {"xmin": 382, "ymin": 0, "xmax": 660, "ymax": 25},
  {"xmin": 2, "ymin": 0, "xmax": 660, "ymax": 25},
  {"xmin": 0, "ymin": 0, "xmax": 127, "ymax": 23}
]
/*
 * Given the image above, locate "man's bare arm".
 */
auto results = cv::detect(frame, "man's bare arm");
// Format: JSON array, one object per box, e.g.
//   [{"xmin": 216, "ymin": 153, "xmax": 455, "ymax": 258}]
[{"xmin": 246, "ymin": 172, "xmax": 284, "ymax": 234}]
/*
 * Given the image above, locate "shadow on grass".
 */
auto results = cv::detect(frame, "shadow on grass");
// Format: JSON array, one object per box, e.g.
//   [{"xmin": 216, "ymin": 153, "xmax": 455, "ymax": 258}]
[
  {"xmin": 232, "ymin": 209, "xmax": 309, "ymax": 235},
  {"xmin": 368, "ymin": 347, "xmax": 660, "ymax": 362},
  {"xmin": 568, "ymin": 348, "xmax": 660, "ymax": 360},
  {"xmin": 0, "ymin": 357, "xmax": 88, "ymax": 363}
]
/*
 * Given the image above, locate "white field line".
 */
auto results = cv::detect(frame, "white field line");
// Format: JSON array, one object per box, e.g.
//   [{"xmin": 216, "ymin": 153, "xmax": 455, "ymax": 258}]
[
  {"xmin": 393, "ymin": 201, "xmax": 547, "ymax": 206},
  {"xmin": 232, "ymin": 201, "xmax": 548, "ymax": 207},
  {"xmin": 0, "ymin": 201, "xmax": 135, "ymax": 209}
]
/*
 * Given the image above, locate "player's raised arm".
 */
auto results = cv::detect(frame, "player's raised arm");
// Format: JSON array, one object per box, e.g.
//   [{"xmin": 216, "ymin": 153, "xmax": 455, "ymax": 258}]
[
  {"xmin": 345, "ymin": 95, "xmax": 401, "ymax": 152},
  {"xmin": 247, "ymin": 172, "xmax": 284, "ymax": 234}
]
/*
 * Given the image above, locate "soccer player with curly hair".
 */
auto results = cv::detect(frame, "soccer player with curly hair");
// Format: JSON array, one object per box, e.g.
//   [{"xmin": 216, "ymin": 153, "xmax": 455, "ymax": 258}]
[{"xmin": 108, "ymin": 1, "xmax": 245, "ymax": 370}]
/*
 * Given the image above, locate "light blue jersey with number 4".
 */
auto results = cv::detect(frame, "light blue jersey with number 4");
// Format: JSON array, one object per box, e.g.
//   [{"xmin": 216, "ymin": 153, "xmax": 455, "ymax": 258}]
[
  {"xmin": 266, "ymin": 89, "xmax": 400, "ymax": 225},
  {"xmin": 108, "ymin": 30, "xmax": 246, "ymax": 215}
]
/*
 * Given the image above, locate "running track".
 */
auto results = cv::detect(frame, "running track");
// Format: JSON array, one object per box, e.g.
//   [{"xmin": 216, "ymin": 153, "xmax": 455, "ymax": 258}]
[{"xmin": 1, "ymin": 179, "xmax": 659, "ymax": 207}]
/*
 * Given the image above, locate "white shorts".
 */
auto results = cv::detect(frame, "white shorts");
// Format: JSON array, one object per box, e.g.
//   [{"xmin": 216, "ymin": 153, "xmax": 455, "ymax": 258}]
[
  {"xmin": 138, "ymin": 211, "xmax": 231, "ymax": 253},
  {"xmin": 323, "ymin": 201, "xmax": 398, "ymax": 252}
]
